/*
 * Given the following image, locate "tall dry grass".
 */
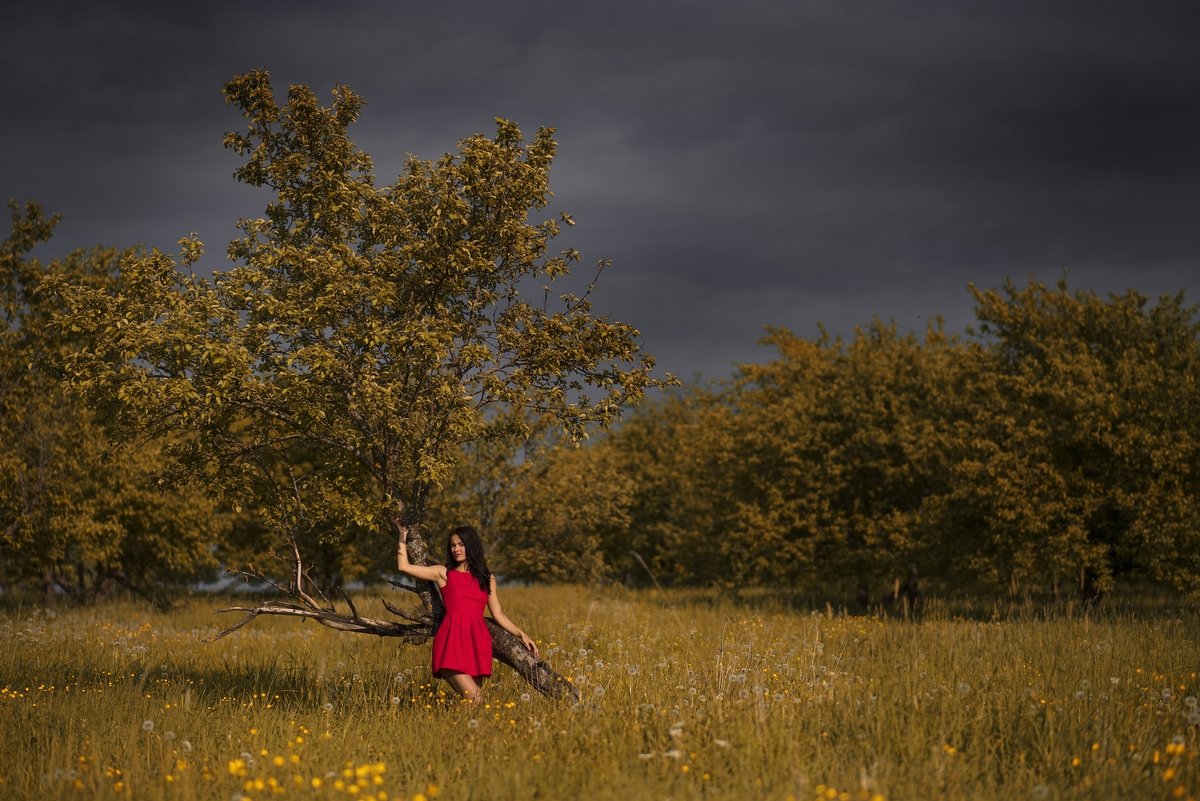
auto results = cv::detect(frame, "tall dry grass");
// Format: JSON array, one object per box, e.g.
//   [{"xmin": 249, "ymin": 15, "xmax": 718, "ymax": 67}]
[{"xmin": 1, "ymin": 585, "xmax": 1196, "ymax": 800}]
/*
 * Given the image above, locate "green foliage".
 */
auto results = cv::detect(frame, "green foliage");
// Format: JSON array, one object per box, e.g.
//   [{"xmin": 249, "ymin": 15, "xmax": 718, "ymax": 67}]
[
  {"xmin": 1, "ymin": 202, "xmax": 223, "ymax": 604},
  {"xmin": 479, "ymin": 279, "xmax": 1200, "ymax": 600},
  {"xmin": 45, "ymin": 71, "xmax": 667, "ymax": 573},
  {"xmin": 953, "ymin": 280, "xmax": 1200, "ymax": 596}
]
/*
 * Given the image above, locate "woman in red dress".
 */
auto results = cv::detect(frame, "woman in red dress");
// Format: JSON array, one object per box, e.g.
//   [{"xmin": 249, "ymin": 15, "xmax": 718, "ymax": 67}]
[{"xmin": 396, "ymin": 526, "xmax": 538, "ymax": 703}]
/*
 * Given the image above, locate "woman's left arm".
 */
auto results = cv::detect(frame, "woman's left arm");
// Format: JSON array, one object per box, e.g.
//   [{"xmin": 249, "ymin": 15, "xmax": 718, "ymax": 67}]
[{"xmin": 486, "ymin": 575, "xmax": 539, "ymax": 657}]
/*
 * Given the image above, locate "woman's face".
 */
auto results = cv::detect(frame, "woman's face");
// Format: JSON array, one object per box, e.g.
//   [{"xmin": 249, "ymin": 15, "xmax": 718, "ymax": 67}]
[{"xmin": 449, "ymin": 534, "xmax": 467, "ymax": 565}]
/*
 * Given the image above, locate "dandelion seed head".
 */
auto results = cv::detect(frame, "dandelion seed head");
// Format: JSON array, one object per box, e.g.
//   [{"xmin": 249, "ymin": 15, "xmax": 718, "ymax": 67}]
[{"xmin": 141, "ymin": 720, "xmax": 155, "ymax": 732}]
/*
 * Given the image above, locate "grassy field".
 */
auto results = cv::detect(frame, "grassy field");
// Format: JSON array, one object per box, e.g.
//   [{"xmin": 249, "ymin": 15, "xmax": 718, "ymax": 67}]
[{"xmin": 1, "ymin": 585, "xmax": 1197, "ymax": 801}]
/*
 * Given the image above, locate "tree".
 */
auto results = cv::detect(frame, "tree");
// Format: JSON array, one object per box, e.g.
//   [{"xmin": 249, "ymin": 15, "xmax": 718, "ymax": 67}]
[
  {"xmin": 946, "ymin": 279, "xmax": 1200, "ymax": 599},
  {"xmin": 1, "ymin": 202, "xmax": 224, "ymax": 605},
  {"xmin": 48, "ymin": 72, "xmax": 668, "ymax": 694}
]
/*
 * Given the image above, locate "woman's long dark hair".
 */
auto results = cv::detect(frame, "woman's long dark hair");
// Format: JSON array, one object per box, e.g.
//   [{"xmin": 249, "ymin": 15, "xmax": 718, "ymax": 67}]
[{"xmin": 445, "ymin": 526, "xmax": 492, "ymax": 594}]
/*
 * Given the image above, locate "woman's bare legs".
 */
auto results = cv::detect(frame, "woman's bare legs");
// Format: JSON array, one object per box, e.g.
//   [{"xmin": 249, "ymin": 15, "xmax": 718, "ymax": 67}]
[{"xmin": 442, "ymin": 671, "xmax": 484, "ymax": 704}]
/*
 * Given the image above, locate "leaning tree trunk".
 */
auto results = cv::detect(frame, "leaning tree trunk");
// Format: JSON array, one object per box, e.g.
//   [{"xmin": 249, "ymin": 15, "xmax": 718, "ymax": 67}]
[{"xmin": 204, "ymin": 525, "xmax": 578, "ymax": 701}]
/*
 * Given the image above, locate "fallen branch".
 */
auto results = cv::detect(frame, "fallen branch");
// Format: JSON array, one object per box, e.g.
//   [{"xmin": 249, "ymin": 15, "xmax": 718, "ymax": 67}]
[
  {"xmin": 205, "ymin": 558, "xmax": 579, "ymax": 701},
  {"xmin": 204, "ymin": 599, "xmax": 435, "ymax": 644}
]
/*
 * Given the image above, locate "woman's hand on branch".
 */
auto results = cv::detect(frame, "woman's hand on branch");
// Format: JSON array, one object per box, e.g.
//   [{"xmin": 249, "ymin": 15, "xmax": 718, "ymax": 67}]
[{"xmin": 520, "ymin": 633, "xmax": 539, "ymax": 658}]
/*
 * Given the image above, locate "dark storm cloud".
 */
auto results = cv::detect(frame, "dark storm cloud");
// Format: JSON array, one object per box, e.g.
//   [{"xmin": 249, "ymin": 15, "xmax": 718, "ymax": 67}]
[{"xmin": 3, "ymin": 0, "xmax": 1199, "ymax": 379}]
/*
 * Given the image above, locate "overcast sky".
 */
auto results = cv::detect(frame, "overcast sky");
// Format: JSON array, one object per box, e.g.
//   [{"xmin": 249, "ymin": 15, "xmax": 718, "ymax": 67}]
[{"xmin": 4, "ymin": 1, "xmax": 1199, "ymax": 381}]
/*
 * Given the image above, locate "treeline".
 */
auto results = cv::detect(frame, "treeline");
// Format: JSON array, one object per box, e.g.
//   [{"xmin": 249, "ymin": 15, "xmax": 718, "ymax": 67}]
[
  {"xmin": 5, "ymin": 201, "xmax": 1200, "ymax": 605},
  {"xmin": 432, "ymin": 280, "xmax": 1200, "ymax": 602}
]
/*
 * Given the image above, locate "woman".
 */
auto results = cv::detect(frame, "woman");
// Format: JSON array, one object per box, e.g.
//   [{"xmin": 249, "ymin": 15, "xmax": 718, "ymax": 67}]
[{"xmin": 396, "ymin": 525, "xmax": 539, "ymax": 703}]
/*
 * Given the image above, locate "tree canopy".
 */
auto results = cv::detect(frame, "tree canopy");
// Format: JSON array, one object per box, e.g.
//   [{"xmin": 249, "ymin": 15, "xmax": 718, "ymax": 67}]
[
  {"xmin": 1, "ymin": 202, "xmax": 223, "ymax": 604},
  {"xmin": 453, "ymin": 281, "xmax": 1200, "ymax": 603},
  {"xmin": 46, "ymin": 71, "xmax": 668, "ymax": 585}
]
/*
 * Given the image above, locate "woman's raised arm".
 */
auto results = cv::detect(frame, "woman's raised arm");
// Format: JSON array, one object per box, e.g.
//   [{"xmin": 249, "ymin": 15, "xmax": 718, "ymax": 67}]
[{"xmin": 396, "ymin": 537, "xmax": 447, "ymax": 586}]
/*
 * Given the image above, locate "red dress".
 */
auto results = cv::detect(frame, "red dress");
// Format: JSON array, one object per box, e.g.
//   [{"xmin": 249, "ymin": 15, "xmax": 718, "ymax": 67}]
[{"xmin": 431, "ymin": 569, "xmax": 493, "ymax": 679}]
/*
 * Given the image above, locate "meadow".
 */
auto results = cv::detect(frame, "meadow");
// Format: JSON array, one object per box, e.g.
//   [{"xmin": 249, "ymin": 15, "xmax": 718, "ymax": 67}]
[{"xmin": 1, "ymin": 585, "xmax": 1197, "ymax": 801}]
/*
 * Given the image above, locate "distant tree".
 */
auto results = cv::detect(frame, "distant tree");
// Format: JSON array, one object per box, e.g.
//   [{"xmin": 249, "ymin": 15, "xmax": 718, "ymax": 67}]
[
  {"xmin": 493, "ymin": 439, "xmax": 635, "ymax": 583},
  {"xmin": 627, "ymin": 389, "xmax": 737, "ymax": 584},
  {"xmin": 727, "ymin": 323, "xmax": 959, "ymax": 599},
  {"xmin": 945, "ymin": 279, "xmax": 1200, "ymax": 599},
  {"xmin": 522, "ymin": 279, "xmax": 1200, "ymax": 604},
  {"xmin": 48, "ymin": 72, "xmax": 667, "ymax": 694},
  {"xmin": 1, "ymin": 202, "xmax": 223, "ymax": 605}
]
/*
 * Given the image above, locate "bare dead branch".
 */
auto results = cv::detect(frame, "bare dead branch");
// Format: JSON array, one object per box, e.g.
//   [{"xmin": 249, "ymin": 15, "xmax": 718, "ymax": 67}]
[
  {"xmin": 204, "ymin": 601, "xmax": 434, "ymax": 644},
  {"xmin": 381, "ymin": 598, "xmax": 433, "ymax": 624},
  {"xmin": 342, "ymin": 588, "xmax": 360, "ymax": 620},
  {"xmin": 225, "ymin": 566, "xmax": 291, "ymax": 596}
]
